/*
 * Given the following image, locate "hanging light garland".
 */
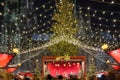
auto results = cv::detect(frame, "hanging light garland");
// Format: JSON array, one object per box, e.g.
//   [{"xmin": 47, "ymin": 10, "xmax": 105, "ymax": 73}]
[
  {"xmin": 0, "ymin": 0, "xmax": 119, "ymax": 53},
  {"xmin": 90, "ymin": 0, "xmax": 120, "ymax": 5}
]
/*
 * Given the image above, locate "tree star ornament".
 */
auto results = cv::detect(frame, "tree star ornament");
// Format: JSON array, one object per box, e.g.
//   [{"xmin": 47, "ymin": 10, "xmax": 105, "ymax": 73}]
[{"xmin": 101, "ymin": 44, "xmax": 108, "ymax": 50}]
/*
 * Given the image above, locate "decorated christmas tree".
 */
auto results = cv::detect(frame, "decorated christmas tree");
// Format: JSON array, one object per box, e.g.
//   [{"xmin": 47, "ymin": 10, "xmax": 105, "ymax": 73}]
[
  {"xmin": 51, "ymin": 0, "xmax": 78, "ymax": 37},
  {"xmin": 48, "ymin": 0, "xmax": 79, "ymax": 57},
  {"xmin": 87, "ymin": 58, "xmax": 96, "ymax": 77}
]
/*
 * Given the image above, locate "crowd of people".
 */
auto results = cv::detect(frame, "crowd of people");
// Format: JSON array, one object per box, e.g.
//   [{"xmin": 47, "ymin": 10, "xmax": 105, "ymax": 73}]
[
  {"xmin": 44, "ymin": 69, "xmax": 120, "ymax": 80},
  {"xmin": 0, "ymin": 69, "xmax": 120, "ymax": 80}
]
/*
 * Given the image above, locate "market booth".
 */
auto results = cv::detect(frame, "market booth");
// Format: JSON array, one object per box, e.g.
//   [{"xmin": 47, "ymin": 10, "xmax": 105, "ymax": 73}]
[{"xmin": 42, "ymin": 56, "xmax": 86, "ymax": 78}]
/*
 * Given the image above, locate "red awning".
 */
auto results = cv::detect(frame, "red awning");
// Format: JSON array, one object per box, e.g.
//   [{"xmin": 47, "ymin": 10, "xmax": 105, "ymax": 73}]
[
  {"xmin": 111, "ymin": 64, "xmax": 120, "ymax": 71},
  {"xmin": 0, "ymin": 53, "xmax": 14, "ymax": 68},
  {"xmin": 5, "ymin": 67, "xmax": 17, "ymax": 73},
  {"xmin": 109, "ymin": 48, "xmax": 120, "ymax": 63}
]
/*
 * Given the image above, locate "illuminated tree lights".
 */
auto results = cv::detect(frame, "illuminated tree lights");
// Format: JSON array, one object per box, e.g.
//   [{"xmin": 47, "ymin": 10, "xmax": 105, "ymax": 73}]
[
  {"xmin": 0, "ymin": 0, "xmax": 119, "ymax": 54},
  {"xmin": 48, "ymin": 0, "xmax": 79, "ymax": 56},
  {"xmin": 0, "ymin": 0, "xmax": 120, "ymax": 73}
]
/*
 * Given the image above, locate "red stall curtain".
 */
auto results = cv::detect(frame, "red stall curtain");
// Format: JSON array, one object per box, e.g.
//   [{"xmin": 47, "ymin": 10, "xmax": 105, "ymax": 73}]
[{"xmin": 47, "ymin": 62, "xmax": 81, "ymax": 78}]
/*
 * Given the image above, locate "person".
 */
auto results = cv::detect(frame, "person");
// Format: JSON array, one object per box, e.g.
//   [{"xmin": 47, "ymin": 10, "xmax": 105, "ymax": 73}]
[
  {"xmin": 32, "ymin": 74, "xmax": 40, "ymax": 80},
  {"xmin": 14, "ymin": 75, "xmax": 19, "ymax": 80},
  {"xmin": 46, "ymin": 74, "xmax": 53, "ymax": 80},
  {"xmin": 57, "ymin": 75, "xmax": 63, "ymax": 80},
  {"xmin": 24, "ymin": 77, "xmax": 30, "ymax": 80},
  {"xmin": 106, "ymin": 70, "xmax": 116, "ymax": 80},
  {"xmin": 0, "ymin": 70, "xmax": 14, "ymax": 80},
  {"xmin": 69, "ymin": 75, "xmax": 78, "ymax": 80},
  {"xmin": 0, "ymin": 70, "xmax": 8, "ymax": 80},
  {"xmin": 0, "ymin": 75, "xmax": 6, "ymax": 80},
  {"xmin": 89, "ymin": 75, "xmax": 98, "ymax": 80},
  {"xmin": 100, "ymin": 75, "xmax": 106, "ymax": 80}
]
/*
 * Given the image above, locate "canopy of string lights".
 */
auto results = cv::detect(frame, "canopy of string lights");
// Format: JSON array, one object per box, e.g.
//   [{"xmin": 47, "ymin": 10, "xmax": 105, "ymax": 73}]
[
  {"xmin": 0, "ymin": 0, "xmax": 119, "ymax": 72},
  {"xmin": 0, "ymin": 0, "xmax": 119, "ymax": 53}
]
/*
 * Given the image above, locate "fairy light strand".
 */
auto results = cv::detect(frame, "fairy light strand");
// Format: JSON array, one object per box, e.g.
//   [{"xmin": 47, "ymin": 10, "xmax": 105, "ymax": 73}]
[{"xmin": 90, "ymin": 0, "xmax": 120, "ymax": 5}]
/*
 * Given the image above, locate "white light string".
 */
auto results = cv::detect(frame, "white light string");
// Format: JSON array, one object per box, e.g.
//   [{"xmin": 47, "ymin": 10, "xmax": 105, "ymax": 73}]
[
  {"xmin": 20, "ymin": 48, "xmax": 46, "ymax": 64},
  {"xmin": 90, "ymin": 0, "xmax": 120, "ymax": 6},
  {"xmin": 19, "ymin": 35, "xmax": 103, "ymax": 54},
  {"xmin": 81, "ymin": 47, "xmax": 106, "ymax": 63},
  {"xmin": 78, "ymin": 9, "xmax": 120, "ymax": 22}
]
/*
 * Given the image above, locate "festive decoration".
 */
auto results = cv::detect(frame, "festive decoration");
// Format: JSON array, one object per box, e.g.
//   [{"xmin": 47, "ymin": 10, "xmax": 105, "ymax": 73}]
[
  {"xmin": 87, "ymin": 58, "xmax": 96, "ymax": 77},
  {"xmin": 0, "ymin": 0, "xmax": 119, "ymax": 54},
  {"xmin": 35, "ymin": 59, "xmax": 41, "ymax": 79},
  {"xmin": 13, "ymin": 48, "xmax": 19, "ymax": 53},
  {"xmin": 49, "ymin": 41, "xmax": 78, "ymax": 56},
  {"xmin": 0, "ymin": 0, "xmax": 119, "ymax": 73},
  {"xmin": 48, "ymin": 0, "xmax": 79, "ymax": 56},
  {"xmin": 56, "ymin": 54, "xmax": 70, "ymax": 61},
  {"xmin": 101, "ymin": 44, "xmax": 108, "ymax": 50},
  {"xmin": 51, "ymin": 0, "xmax": 79, "ymax": 37}
]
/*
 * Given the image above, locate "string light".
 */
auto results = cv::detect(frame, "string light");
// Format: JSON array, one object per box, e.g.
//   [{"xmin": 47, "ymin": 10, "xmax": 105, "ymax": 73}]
[
  {"xmin": 0, "ymin": 12, "xmax": 2, "ymax": 16},
  {"xmin": 81, "ymin": 12, "xmax": 120, "ymax": 22},
  {"xmin": 36, "ymin": 7, "xmax": 38, "ymax": 10},
  {"xmin": 111, "ymin": 1, "xmax": 115, "ymax": 4},
  {"xmin": 91, "ymin": 23, "xmax": 119, "ymax": 32},
  {"xmin": 77, "ymin": 5, "xmax": 119, "ymax": 51},
  {"xmin": 0, "ymin": 0, "xmax": 119, "ymax": 54},
  {"xmin": 22, "ymin": 14, "xmax": 26, "ymax": 17},
  {"xmin": 113, "ymin": 19, "xmax": 116, "ymax": 22},
  {"xmin": 91, "ymin": 0, "xmax": 120, "ymax": 5},
  {"xmin": 98, "ymin": 17, "xmax": 102, "ymax": 20},
  {"xmin": 1, "ymin": 3, "xmax": 4, "ymax": 6},
  {"xmin": 79, "ymin": 6, "xmax": 120, "ymax": 14},
  {"xmin": 102, "ymin": 11, "xmax": 106, "ymax": 14},
  {"xmin": 87, "ymin": 7, "xmax": 90, "ymax": 10},
  {"xmin": 111, "ymin": 12, "xmax": 114, "ymax": 15}
]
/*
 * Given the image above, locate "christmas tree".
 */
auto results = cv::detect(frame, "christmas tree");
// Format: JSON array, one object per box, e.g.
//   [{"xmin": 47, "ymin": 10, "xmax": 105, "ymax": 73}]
[
  {"xmin": 87, "ymin": 58, "xmax": 96, "ymax": 77},
  {"xmin": 51, "ymin": 0, "xmax": 78, "ymax": 37},
  {"xmin": 48, "ymin": 0, "xmax": 79, "ymax": 56}
]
